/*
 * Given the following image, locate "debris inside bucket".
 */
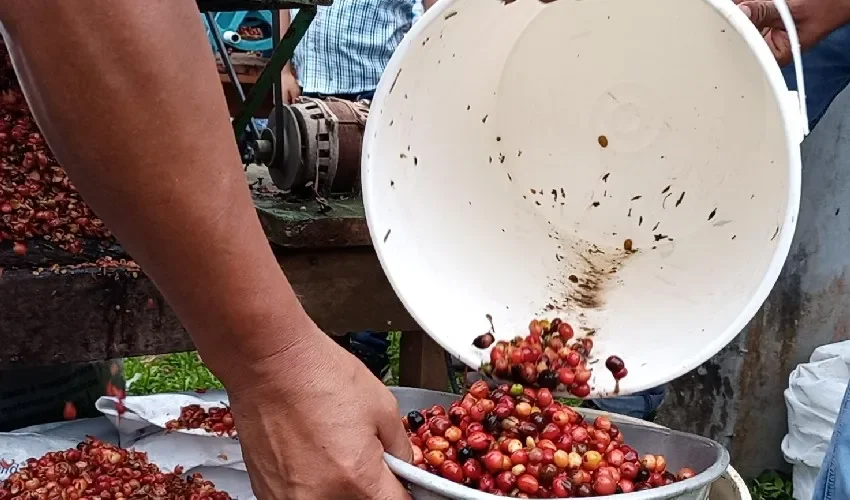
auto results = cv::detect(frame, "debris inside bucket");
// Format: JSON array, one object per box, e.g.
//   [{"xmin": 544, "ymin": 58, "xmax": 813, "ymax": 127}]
[
  {"xmin": 474, "ymin": 318, "xmax": 627, "ymax": 398},
  {"xmin": 547, "ymin": 239, "xmax": 636, "ymax": 312},
  {"xmin": 405, "ymin": 382, "xmax": 698, "ymax": 496}
]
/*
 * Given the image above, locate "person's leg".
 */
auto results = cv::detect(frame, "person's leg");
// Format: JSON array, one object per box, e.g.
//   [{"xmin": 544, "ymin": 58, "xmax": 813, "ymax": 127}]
[
  {"xmin": 0, "ymin": 360, "xmax": 119, "ymax": 431},
  {"xmin": 349, "ymin": 331, "xmax": 390, "ymax": 380},
  {"xmin": 813, "ymin": 381, "xmax": 850, "ymax": 499},
  {"xmin": 782, "ymin": 23, "xmax": 850, "ymax": 131},
  {"xmin": 783, "ymin": 25, "xmax": 850, "ymax": 499},
  {"xmin": 588, "ymin": 385, "xmax": 666, "ymax": 422}
]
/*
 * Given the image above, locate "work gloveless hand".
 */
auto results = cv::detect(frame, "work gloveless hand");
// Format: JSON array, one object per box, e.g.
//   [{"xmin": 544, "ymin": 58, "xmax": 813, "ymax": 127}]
[
  {"xmin": 735, "ymin": 0, "xmax": 850, "ymax": 65},
  {"xmin": 0, "ymin": 1, "xmax": 410, "ymax": 499},
  {"xmin": 281, "ymin": 68, "xmax": 301, "ymax": 104},
  {"xmin": 224, "ymin": 325, "xmax": 413, "ymax": 500}
]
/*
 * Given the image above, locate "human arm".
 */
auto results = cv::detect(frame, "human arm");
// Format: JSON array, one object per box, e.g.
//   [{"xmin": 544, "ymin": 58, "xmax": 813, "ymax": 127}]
[
  {"xmin": 279, "ymin": 9, "xmax": 302, "ymax": 103},
  {"xmin": 0, "ymin": 1, "xmax": 300, "ymax": 389},
  {"xmin": 736, "ymin": 0, "xmax": 850, "ymax": 64},
  {"xmin": 0, "ymin": 1, "xmax": 410, "ymax": 498},
  {"xmin": 422, "ymin": 0, "xmax": 438, "ymax": 10}
]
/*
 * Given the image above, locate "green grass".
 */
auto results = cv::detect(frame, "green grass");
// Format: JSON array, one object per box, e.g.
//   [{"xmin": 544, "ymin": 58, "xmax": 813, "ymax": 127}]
[
  {"xmin": 124, "ymin": 332, "xmax": 405, "ymax": 396},
  {"xmin": 124, "ymin": 352, "xmax": 223, "ymax": 396},
  {"xmin": 748, "ymin": 471, "xmax": 793, "ymax": 500},
  {"xmin": 386, "ymin": 331, "xmax": 401, "ymax": 386},
  {"xmin": 124, "ymin": 343, "xmax": 790, "ymax": 500}
]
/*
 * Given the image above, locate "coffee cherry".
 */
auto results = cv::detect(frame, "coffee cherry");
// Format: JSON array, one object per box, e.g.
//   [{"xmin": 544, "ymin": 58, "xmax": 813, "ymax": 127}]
[
  {"xmin": 407, "ymin": 411, "xmax": 426, "ymax": 431},
  {"xmin": 396, "ymin": 318, "xmax": 694, "ymax": 498},
  {"xmin": 0, "ymin": 437, "xmax": 231, "ymax": 498},
  {"xmin": 495, "ymin": 471, "xmax": 516, "ymax": 492},
  {"xmin": 593, "ymin": 475, "xmax": 617, "ymax": 495},
  {"xmin": 473, "ymin": 333, "xmax": 496, "ymax": 349},
  {"xmin": 537, "ymin": 370, "xmax": 558, "ymax": 390},
  {"xmin": 440, "ymin": 461, "xmax": 464, "ymax": 483},
  {"xmin": 517, "ymin": 473, "xmax": 539, "ymax": 494}
]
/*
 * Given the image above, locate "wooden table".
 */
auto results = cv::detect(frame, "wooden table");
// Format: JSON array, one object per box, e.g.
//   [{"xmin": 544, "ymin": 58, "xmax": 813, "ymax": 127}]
[
  {"xmin": 0, "ymin": 166, "xmax": 449, "ymax": 392},
  {"xmin": 216, "ymin": 54, "xmax": 278, "ymax": 118}
]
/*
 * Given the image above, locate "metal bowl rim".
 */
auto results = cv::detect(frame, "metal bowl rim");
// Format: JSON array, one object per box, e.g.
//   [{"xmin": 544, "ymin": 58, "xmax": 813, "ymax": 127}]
[{"xmin": 386, "ymin": 387, "xmax": 730, "ymax": 500}]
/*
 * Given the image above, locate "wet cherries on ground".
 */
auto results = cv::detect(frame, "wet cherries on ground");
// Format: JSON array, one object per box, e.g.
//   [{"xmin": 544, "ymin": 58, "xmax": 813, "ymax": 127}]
[
  {"xmin": 0, "ymin": 42, "xmax": 112, "ymax": 255},
  {"xmin": 0, "ymin": 437, "xmax": 231, "ymax": 499},
  {"xmin": 405, "ymin": 381, "xmax": 697, "ymax": 497},
  {"xmin": 165, "ymin": 404, "xmax": 237, "ymax": 438},
  {"xmin": 473, "ymin": 318, "xmax": 628, "ymax": 397}
]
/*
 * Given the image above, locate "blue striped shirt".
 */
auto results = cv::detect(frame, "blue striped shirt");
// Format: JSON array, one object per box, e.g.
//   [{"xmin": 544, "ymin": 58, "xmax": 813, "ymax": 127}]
[{"xmin": 291, "ymin": 0, "xmax": 421, "ymax": 95}]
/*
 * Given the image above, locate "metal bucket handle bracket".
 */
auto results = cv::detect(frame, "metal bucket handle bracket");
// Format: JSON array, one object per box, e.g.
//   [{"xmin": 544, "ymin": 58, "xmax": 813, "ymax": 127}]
[{"xmin": 772, "ymin": 0, "xmax": 809, "ymax": 136}]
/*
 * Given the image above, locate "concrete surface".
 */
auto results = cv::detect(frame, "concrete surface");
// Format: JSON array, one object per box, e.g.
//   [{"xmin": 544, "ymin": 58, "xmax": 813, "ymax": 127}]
[{"xmin": 657, "ymin": 85, "xmax": 850, "ymax": 478}]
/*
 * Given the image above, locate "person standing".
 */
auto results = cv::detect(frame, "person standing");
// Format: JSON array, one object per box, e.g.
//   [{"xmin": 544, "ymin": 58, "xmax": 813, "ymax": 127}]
[
  {"xmin": 280, "ymin": 0, "xmax": 434, "ymax": 103},
  {"xmin": 737, "ymin": 1, "xmax": 850, "ymax": 498},
  {"xmin": 275, "ymin": 0, "xmax": 436, "ymax": 380}
]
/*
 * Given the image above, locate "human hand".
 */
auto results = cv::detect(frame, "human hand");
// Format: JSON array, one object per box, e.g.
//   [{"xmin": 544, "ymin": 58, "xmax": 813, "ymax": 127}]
[
  {"xmin": 282, "ymin": 69, "xmax": 301, "ymax": 104},
  {"xmin": 226, "ymin": 325, "xmax": 412, "ymax": 500},
  {"xmin": 735, "ymin": 0, "xmax": 850, "ymax": 65}
]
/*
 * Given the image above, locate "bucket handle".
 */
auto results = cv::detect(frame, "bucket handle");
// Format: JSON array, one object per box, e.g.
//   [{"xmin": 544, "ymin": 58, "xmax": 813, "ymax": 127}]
[{"xmin": 770, "ymin": 0, "xmax": 809, "ymax": 136}]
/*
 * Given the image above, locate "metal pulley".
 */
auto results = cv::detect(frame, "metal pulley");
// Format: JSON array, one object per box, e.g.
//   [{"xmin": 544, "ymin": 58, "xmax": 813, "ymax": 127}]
[{"xmin": 264, "ymin": 97, "xmax": 369, "ymax": 195}]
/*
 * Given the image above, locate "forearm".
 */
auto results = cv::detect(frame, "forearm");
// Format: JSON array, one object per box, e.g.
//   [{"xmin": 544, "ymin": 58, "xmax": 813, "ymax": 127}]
[
  {"xmin": 423, "ymin": 0, "xmax": 438, "ymax": 10},
  {"xmin": 279, "ymin": 10, "xmax": 295, "ymax": 75},
  {"xmin": 0, "ymin": 0, "xmax": 311, "ymax": 386},
  {"xmin": 822, "ymin": 0, "xmax": 850, "ymax": 32}
]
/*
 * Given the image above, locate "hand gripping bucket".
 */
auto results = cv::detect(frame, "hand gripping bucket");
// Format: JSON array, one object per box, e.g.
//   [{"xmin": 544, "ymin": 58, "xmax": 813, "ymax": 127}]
[{"xmin": 363, "ymin": 0, "xmax": 807, "ymax": 398}]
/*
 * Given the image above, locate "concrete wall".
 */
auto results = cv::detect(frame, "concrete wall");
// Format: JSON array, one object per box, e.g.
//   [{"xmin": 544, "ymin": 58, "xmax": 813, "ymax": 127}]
[{"xmin": 656, "ymin": 86, "xmax": 850, "ymax": 478}]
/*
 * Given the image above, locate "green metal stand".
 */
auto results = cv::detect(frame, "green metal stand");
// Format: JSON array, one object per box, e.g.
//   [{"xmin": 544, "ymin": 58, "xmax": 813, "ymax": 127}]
[
  {"xmin": 197, "ymin": 0, "xmax": 329, "ymax": 12},
  {"xmin": 197, "ymin": 0, "xmax": 323, "ymax": 152},
  {"xmin": 230, "ymin": 6, "xmax": 317, "ymax": 142}
]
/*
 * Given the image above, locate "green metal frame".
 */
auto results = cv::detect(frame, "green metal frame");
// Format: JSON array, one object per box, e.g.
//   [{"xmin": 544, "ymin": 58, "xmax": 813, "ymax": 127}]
[
  {"xmin": 197, "ymin": 0, "xmax": 322, "ymax": 147},
  {"xmin": 230, "ymin": 6, "xmax": 317, "ymax": 141},
  {"xmin": 197, "ymin": 0, "xmax": 329, "ymax": 12}
]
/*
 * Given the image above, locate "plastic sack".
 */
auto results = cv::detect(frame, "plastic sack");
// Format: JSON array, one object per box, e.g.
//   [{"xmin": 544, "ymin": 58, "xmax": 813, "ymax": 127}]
[
  {"xmin": 1, "ymin": 391, "xmax": 253, "ymax": 498},
  {"xmin": 781, "ymin": 340, "xmax": 850, "ymax": 499},
  {"xmin": 95, "ymin": 390, "xmax": 244, "ymax": 472}
]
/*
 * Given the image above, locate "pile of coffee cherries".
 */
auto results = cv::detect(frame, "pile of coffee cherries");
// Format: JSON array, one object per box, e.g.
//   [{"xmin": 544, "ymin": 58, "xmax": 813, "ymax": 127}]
[
  {"xmin": 0, "ymin": 437, "xmax": 231, "ymax": 499},
  {"xmin": 405, "ymin": 381, "xmax": 696, "ymax": 497},
  {"xmin": 473, "ymin": 319, "xmax": 627, "ymax": 398},
  {"xmin": 237, "ymin": 26, "xmax": 264, "ymax": 40},
  {"xmin": 0, "ymin": 41, "xmax": 112, "ymax": 255},
  {"xmin": 165, "ymin": 404, "xmax": 237, "ymax": 438}
]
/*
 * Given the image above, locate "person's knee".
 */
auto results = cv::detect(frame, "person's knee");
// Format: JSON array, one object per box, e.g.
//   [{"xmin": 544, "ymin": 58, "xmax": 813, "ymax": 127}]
[
  {"xmin": 590, "ymin": 385, "xmax": 666, "ymax": 421},
  {"xmin": 782, "ymin": 23, "xmax": 850, "ymax": 131}
]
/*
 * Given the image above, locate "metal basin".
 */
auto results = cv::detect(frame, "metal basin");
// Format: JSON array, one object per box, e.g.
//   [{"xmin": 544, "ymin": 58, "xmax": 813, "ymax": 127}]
[{"xmin": 386, "ymin": 388, "xmax": 730, "ymax": 500}]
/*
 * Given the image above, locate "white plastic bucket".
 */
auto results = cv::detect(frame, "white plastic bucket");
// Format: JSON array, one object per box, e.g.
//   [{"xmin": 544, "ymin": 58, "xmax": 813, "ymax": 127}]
[
  {"xmin": 363, "ymin": 0, "xmax": 807, "ymax": 397},
  {"xmin": 709, "ymin": 466, "xmax": 752, "ymax": 500}
]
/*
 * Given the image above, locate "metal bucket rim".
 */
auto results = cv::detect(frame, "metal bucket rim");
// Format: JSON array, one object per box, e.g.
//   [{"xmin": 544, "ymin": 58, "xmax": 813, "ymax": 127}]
[{"xmin": 387, "ymin": 387, "xmax": 731, "ymax": 499}]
